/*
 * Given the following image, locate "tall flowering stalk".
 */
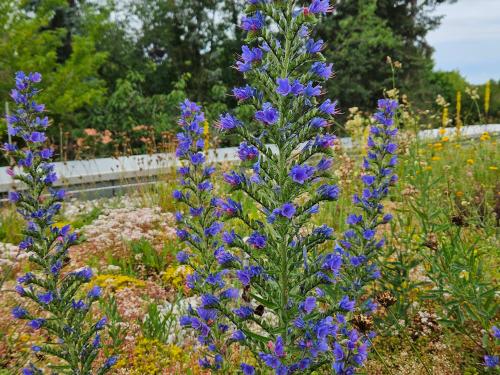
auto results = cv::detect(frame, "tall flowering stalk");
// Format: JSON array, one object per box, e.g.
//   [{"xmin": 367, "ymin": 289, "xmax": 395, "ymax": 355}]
[
  {"xmin": 3, "ymin": 72, "xmax": 115, "ymax": 374},
  {"xmin": 174, "ymin": 100, "xmax": 235, "ymax": 371},
  {"xmin": 339, "ymin": 99, "xmax": 398, "ymax": 307},
  {"xmin": 175, "ymin": 1, "xmax": 399, "ymax": 373}
]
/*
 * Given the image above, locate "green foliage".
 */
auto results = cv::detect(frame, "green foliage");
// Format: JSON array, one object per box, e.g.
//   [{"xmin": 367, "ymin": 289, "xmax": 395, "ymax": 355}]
[
  {"xmin": 71, "ymin": 206, "xmax": 104, "ymax": 229},
  {"xmin": 0, "ymin": 205, "xmax": 24, "ymax": 243},
  {"xmin": 318, "ymin": 0, "xmax": 400, "ymax": 111},
  {"xmin": 108, "ymin": 239, "xmax": 171, "ymax": 276},
  {"xmin": 140, "ymin": 300, "xmax": 180, "ymax": 343},
  {"xmin": 0, "ymin": 0, "xmax": 107, "ymax": 126},
  {"xmin": 99, "ymin": 295, "xmax": 125, "ymax": 356}
]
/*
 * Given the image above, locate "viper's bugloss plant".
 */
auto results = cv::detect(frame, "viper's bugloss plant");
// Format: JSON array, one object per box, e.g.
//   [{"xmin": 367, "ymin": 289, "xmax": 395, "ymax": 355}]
[
  {"xmin": 3, "ymin": 72, "xmax": 116, "ymax": 374},
  {"xmin": 175, "ymin": 1, "xmax": 399, "ymax": 374},
  {"xmin": 174, "ymin": 100, "xmax": 233, "ymax": 371}
]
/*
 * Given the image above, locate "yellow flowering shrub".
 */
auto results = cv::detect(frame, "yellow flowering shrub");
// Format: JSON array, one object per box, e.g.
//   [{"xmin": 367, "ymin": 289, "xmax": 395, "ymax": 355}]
[
  {"xmin": 115, "ymin": 338, "xmax": 189, "ymax": 374},
  {"xmin": 162, "ymin": 265, "xmax": 192, "ymax": 290},
  {"xmin": 92, "ymin": 274, "xmax": 146, "ymax": 290}
]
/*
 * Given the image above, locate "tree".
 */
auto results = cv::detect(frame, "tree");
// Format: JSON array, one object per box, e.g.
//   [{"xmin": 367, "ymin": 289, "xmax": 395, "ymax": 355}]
[
  {"xmin": 0, "ymin": 0, "xmax": 107, "ymax": 127},
  {"xmin": 317, "ymin": 0, "xmax": 458, "ymax": 113},
  {"xmin": 317, "ymin": 0, "xmax": 400, "ymax": 113}
]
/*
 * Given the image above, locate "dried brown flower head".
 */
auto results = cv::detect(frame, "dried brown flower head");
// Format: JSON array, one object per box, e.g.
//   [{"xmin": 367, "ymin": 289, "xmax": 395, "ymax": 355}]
[{"xmin": 376, "ymin": 291, "xmax": 397, "ymax": 308}]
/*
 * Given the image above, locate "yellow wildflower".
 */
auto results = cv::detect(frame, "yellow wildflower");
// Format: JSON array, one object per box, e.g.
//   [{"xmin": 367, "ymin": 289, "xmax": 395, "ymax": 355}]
[
  {"xmin": 480, "ymin": 132, "xmax": 491, "ymax": 141},
  {"xmin": 441, "ymin": 136, "xmax": 449, "ymax": 142},
  {"xmin": 163, "ymin": 265, "xmax": 192, "ymax": 289},
  {"xmin": 485, "ymin": 80, "xmax": 491, "ymax": 115},
  {"xmin": 203, "ymin": 120, "xmax": 210, "ymax": 152},
  {"xmin": 459, "ymin": 270, "xmax": 469, "ymax": 281},
  {"xmin": 438, "ymin": 128, "xmax": 446, "ymax": 136},
  {"xmin": 489, "ymin": 166, "xmax": 498, "ymax": 171},
  {"xmin": 431, "ymin": 156, "xmax": 441, "ymax": 161},
  {"xmin": 456, "ymin": 191, "xmax": 463, "ymax": 197},
  {"xmin": 466, "ymin": 159, "xmax": 474, "ymax": 165},
  {"xmin": 92, "ymin": 274, "xmax": 146, "ymax": 290}
]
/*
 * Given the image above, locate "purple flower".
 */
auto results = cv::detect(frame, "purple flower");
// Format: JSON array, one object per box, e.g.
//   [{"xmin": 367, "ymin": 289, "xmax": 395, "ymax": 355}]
[
  {"xmin": 27, "ymin": 131, "xmax": 46, "ymax": 143},
  {"xmin": 492, "ymin": 325, "xmax": 500, "ymax": 339},
  {"xmin": 38, "ymin": 291, "xmax": 54, "ymax": 304},
  {"xmin": 104, "ymin": 356, "xmax": 118, "ymax": 369},
  {"xmin": 290, "ymin": 164, "xmax": 314, "ymax": 184},
  {"xmin": 280, "ymin": 203, "xmax": 296, "ymax": 219},
  {"xmin": 176, "ymin": 251, "xmax": 190, "ymax": 264},
  {"xmin": 75, "ymin": 267, "xmax": 93, "ymax": 281},
  {"xmin": 233, "ymin": 306, "xmax": 254, "ymax": 319},
  {"xmin": 309, "ymin": 0, "xmax": 332, "ymax": 14},
  {"xmin": 220, "ymin": 288, "xmax": 239, "ymax": 299},
  {"xmin": 339, "ymin": 296, "xmax": 355, "ymax": 311},
  {"xmin": 222, "ymin": 230, "xmax": 237, "ymax": 244},
  {"xmin": 233, "ymin": 85, "xmax": 255, "ymax": 101},
  {"xmin": 346, "ymin": 214, "xmax": 362, "ymax": 225},
  {"xmin": 241, "ymin": 363, "xmax": 255, "ymax": 375},
  {"xmin": 12, "ymin": 306, "xmax": 28, "ymax": 319},
  {"xmin": 205, "ymin": 221, "xmax": 223, "ymax": 237},
  {"xmin": 255, "ymin": 102, "xmax": 279, "ymax": 125},
  {"xmin": 241, "ymin": 45, "xmax": 263, "ymax": 63},
  {"xmin": 306, "ymin": 39, "xmax": 324, "ymax": 53},
  {"xmin": 30, "ymin": 72, "xmax": 42, "ymax": 83},
  {"xmin": 241, "ymin": 11, "xmax": 265, "ymax": 31},
  {"xmin": 311, "ymin": 62, "xmax": 333, "ymax": 79},
  {"xmin": 9, "ymin": 191, "xmax": 20, "ymax": 202},
  {"xmin": 362, "ymin": 229, "xmax": 376, "ymax": 240},
  {"xmin": 247, "ymin": 231, "xmax": 267, "ymax": 249},
  {"xmin": 316, "ymin": 157, "xmax": 332, "ymax": 171},
  {"xmin": 190, "ymin": 152, "xmax": 205, "ymax": 165},
  {"xmin": 313, "ymin": 224, "xmax": 334, "ymax": 238},
  {"xmin": 484, "ymin": 355, "xmax": 499, "ymax": 368},
  {"xmin": 28, "ymin": 318, "xmax": 46, "ymax": 330},
  {"xmin": 87, "ymin": 286, "xmax": 102, "ymax": 298},
  {"xmin": 96, "ymin": 317, "xmax": 108, "ymax": 329},
  {"xmin": 232, "ymin": 330, "xmax": 246, "ymax": 341},
  {"xmin": 276, "ymin": 78, "xmax": 291, "ymax": 96},
  {"xmin": 39, "ymin": 148, "xmax": 53, "ymax": 159},
  {"xmin": 333, "ymin": 342, "xmax": 344, "ymax": 360},
  {"xmin": 72, "ymin": 299, "xmax": 87, "ymax": 310},
  {"xmin": 361, "ymin": 175, "xmax": 376, "ymax": 185},
  {"xmin": 259, "ymin": 353, "xmax": 281, "ymax": 369},
  {"xmin": 317, "ymin": 184, "xmax": 339, "ymax": 200},
  {"xmin": 237, "ymin": 269, "xmax": 252, "ymax": 286},
  {"xmin": 238, "ymin": 142, "xmax": 259, "ymax": 161},
  {"xmin": 305, "ymin": 83, "xmax": 322, "ymax": 97},
  {"xmin": 301, "ymin": 296, "xmax": 317, "ymax": 314},
  {"xmin": 217, "ymin": 113, "xmax": 241, "ymax": 130},
  {"xmin": 201, "ymin": 294, "xmax": 219, "ymax": 307},
  {"xmin": 214, "ymin": 246, "xmax": 235, "ymax": 265},
  {"xmin": 319, "ymin": 99, "xmax": 339, "ymax": 115},
  {"xmin": 223, "ymin": 171, "xmax": 243, "ymax": 186},
  {"xmin": 173, "ymin": 190, "xmax": 183, "ymax": 200}
]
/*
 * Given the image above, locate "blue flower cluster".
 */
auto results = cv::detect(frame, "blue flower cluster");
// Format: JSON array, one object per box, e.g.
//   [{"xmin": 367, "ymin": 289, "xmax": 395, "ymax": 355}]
[
  {"xmin": 3, "ymin": 72, "xmax": 115, "ymax": 374},
  {"xmin": 174, "ymin": 1, "xmax": 399, "ymax": 373},
  {"xmin": 174, "ymin": 100, "xmax": 237, "ymax": 371},
  {"xmin": 337, "ymin": 99, "xmax": 399, "ymax": 297}
]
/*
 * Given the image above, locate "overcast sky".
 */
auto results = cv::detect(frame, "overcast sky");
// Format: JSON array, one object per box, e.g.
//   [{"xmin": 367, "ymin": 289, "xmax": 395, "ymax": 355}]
[{"xmin": 427, "ymin": 0, "xmax": 500, "ymax": 84}]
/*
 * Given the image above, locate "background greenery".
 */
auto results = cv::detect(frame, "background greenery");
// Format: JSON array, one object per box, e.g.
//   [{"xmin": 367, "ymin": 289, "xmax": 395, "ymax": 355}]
[{"xmin": 0, "ymin": 0, "xmax": 498, "ymax": 160}]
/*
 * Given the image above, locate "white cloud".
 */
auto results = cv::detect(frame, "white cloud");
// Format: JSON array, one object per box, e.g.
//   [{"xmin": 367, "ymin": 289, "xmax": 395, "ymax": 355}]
[{"xmin": 427, "ymin": 0, "xmax": 500, "ymax": 83}]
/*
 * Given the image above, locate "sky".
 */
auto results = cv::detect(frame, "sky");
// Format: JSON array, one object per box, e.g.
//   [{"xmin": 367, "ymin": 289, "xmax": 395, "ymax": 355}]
[{"xmin": 427, "ymin": 0, "xmax": 500, "ymax": 84}]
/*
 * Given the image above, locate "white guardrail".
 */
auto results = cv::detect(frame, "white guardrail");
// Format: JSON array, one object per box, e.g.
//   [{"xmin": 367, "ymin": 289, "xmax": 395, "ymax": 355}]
[{"xmin": 0, "ymin": 124, "xmax": 498, "ymax": 196}]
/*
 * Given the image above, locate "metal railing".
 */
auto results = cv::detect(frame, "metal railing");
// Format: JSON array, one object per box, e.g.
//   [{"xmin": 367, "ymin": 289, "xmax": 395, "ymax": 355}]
[{"xmin": 1, "ymin": 124, "xmax": 498, "ymax": 199}]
